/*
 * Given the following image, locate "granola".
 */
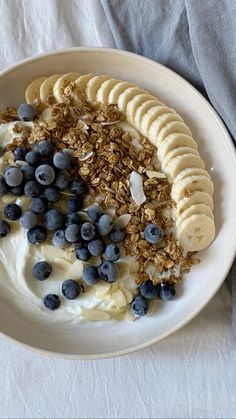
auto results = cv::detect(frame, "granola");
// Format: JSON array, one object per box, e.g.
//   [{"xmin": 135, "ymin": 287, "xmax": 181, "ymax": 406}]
[{"xmin": 4, "ymin": 97, "xmax": 197, "ymax": 287}]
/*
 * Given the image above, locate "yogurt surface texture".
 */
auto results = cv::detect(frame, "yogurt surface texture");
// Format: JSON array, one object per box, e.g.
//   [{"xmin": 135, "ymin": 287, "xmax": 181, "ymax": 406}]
[{"xmin": 0, "ymin": 121, "xmax": 138, "ymax": 323}]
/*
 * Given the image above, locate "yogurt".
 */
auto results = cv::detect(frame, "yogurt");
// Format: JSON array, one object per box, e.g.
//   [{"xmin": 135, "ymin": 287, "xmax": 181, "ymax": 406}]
[{"xmin": 0, "ymin": 122, "xmax": 138, "ymax": 323}]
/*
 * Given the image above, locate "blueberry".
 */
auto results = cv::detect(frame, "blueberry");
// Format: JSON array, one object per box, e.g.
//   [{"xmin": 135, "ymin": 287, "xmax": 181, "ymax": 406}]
[
  {"xmin": 3, "ymin": 165, "xmax": 11, "ymax": 176},
  {"xmin": 32, "ymin": 261, "xmax": 52, "ymax": 281},
  {"xmin": 98, "ymin": 260, "xmax": 118, "ymax": 283},
  {"xmin": 62, "ymin": 279, "xmax": 81, "ymax": 300},
  {"xmin": 87, "ymin": 204, "xmax": 103, "ymax": 222},
  {"xmin": 140, "ymin": 280, "xmax": 158, "ymax": 299},
  {"xmin": 27, "ymin": 225, "xmax": 47, "ymax": 244},
  {"xmin": 54, "ymin": 173, "xmax": 70, "ymax": 190},
  {"xmin": 71, "ymin": 178, "xmax": 88, "ymax": 195},
  {"xmin": 157, "ymin": 283, "xmax": 176, "ymax": 301},
  {"xmin": 4, "ymin": 166, "xmax": 23, "ymax": 187},
  {"xmin": 44, "ymin": 187, "xmax": 60, "ymax": 203},
  {"xmin": 25, "ymin": 151, "xmax": 41, "ymax": 166},
  {"xmin": 10, "ymin": 184, "xmax": 24, "ymax": 196},
  {"xmin": 20, "ymin": 211, "xmax": 38, "ymax": 229},
  {"xmin": 4, "ymin": 203, "xmax": 22, "ymax": 220},
  {"xmin": 108, "ymin": 229, "xmax": 125, "ymax": 243},
  {"xmin": 0, "ymin": 175, "xmax": 8, "ymax": 196},
  {"xmin": 21, "ymin": 164, "xmax": 35, "ymax": 181},
  {"xmin": 82, "ymin": 265, "xmax": 100, "ymax": 285},
  {"xmin": 14, "ymin": 146, "xmax": 28, "ymax": 161},
  {"xmin": 43, "ymin": 294, "xmax": 60, "ymax": 311},
  {"xmin": 52, "ymin": 229, "xmax": 68, "ymax": 248},
  {"xmin": 65, "ymin": 212, "xmax": 80, "ymax": 226},
  {"xmin": 35, "ymin": 164, "xmax": 55, "ymax": 185},
  {"xmin": 144, "ymin": 224, "xmax": 163, "ymax": 244},
  {"xmin": 31, "ymin": 197, "xmax": 48, "ymax": 214},
  {"xmin": 0, "ymin": 220, "xmax": 10, "ymax": 237},
  {"xmin": 88, "ymin": 239, "xmax": 104, "ymax": 256},
  {"xmin": 80, "ymin": 222, "xmax": 96, "ymax": 241},
  {"xmin": 97, "ymin": 214, "xmax": 113, "ymax": 236},
  {"xmin": 17, "ymin": 103, "xmax": 37, "ymax": 121},
  {"xmin": 76, "ymin": 247, "xmax": 91, "ymax": 261},
  {"xmin": 68, "ymin": 196, "xmax": 83, "ymax": 212},
  {"xmin": 24, "ymin": 180, "xmax": 42, "ymax": 198},
  {"xmin": 53, "ymin": 150, "xmax": 71, "ymax": 170},
  {"xmin": 131, "ymin": 296, "xmax": 148, "ymax": 317},
  {"xmin": 35, "ymin": 140, "xmax": 54, "ymax": 158},
  {"xmin": 104, "ymin": 244, "xmax": 120, "ymax": 261},
  {"xmin": 65, "ymin": 224, "xmax": 80, "ymax": 243},
  {"xmin": 44, "ymin": 209, "xmax": 64, "ymax": 231}
]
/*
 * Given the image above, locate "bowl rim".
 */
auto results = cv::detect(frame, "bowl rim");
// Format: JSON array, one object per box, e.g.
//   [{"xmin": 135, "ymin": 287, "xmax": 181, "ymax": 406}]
[{"xmin": 0, "ymin": 46, "xmax": 235, "ymax": 359}]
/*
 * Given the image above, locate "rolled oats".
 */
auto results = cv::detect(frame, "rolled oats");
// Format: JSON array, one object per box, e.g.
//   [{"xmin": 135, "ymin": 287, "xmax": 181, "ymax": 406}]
[{"xmin": 6, "ymin": 96, "xmax": 196, "ymax": 288}]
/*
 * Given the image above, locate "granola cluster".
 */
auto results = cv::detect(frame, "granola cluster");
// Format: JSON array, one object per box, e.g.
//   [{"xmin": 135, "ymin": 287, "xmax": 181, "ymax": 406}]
[{"xmin": 3, "ymin": 96, "xmax": 198, "ymax": 286}]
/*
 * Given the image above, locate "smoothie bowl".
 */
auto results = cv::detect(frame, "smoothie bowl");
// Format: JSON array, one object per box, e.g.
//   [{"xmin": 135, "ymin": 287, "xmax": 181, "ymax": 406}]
[{"xmin": 0, "ymin": 48, "xmax": 235, "ymax": 359}]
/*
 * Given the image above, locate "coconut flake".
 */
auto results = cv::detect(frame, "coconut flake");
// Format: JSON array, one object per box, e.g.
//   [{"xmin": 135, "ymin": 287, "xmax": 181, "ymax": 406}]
[
  {"xmin": 113, "ymin": 214, "xmax": 131, "ymax": 229},
  {"xmin": 77, "ymin": 119, "xmax": 89, "ymax": 130},
  {"xmin": 78, "ymin": 151, "xmax": 93, "ymax": 161},
  {"xmin": 100, "ymin": 120, "xmax": 120, "ymax": 126},
  {"xmin": 146, "ymin": 170, "xmax": 166, "ymax": 179},
  {"xmin": 130, "ymin": 171, "xmax": 146, "ymax": 206}
]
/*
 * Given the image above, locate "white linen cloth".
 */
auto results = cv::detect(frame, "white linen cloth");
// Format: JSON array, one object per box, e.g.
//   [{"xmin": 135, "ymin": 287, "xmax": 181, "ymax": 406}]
[{"xmin": 0, "ymin": 1, "xmax": 235, "ymax": 418}]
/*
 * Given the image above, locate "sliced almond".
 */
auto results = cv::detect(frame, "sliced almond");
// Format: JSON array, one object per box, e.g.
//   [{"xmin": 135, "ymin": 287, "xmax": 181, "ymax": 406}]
[
  {"xmin": 95, "ymin": 292, "xmax": 112, "ymax": 300},
  {"xmin": 81, "ymin": 309, "xmax": 111, "ymax": 321},
  {"xmin": 111, "ymin": 290, "xmax": 127, "ymax": 309},
  {"xmin": 67, "ymin": 260, "xmax": 84, "ymax": 278},
  {"xmin": 65, "ymin": 251, "xmax": 76, "ymax": 263},
  {"xmin": 77, "ymin": 211, "xmax": 90, "ymax": 221},
  {"xmin": 146, "ymin": 170, "xmax": 166, "ymax": 179},
  {"xmin": 125, "ymin": 311, "xmax": 136, "ymax": 321},
  {"xmin": 94, "ymin": 282, "xmax": 111, "ymax": 294},
  {"xmin": 54, "ymin": 258, "xmax": 72, "ymax": 271},
  {"xmin": 113, "ymin": 214, "xmax": 131, "ymax": 229},
  {"xmin": 16, "ymin": 196, "xmax": 31, "ymax": 210},
  {"xmin": 123, "ymin": 289, "xmax": 133, "ymax": 304},
  {"xmin": 2, "ymin": 194, "xmax": 16, "ymax": 204}
]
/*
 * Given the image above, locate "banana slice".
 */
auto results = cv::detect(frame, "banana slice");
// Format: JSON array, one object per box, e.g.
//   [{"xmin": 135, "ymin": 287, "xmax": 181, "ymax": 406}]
[
  {"xmin": 108, "ymin": 81, "xmax": 135, "ymax": 104},
  {"xmin": 175, "ymin": 204, "xmax": 214, "ymax": 226},
  {"xmin": 117, "ymin": 87, "xmax": 145, "ymax": 114},
  {"xmin": 149, "ymin": 116, "xmax": 186, "ymax": 146},
  {"xmin": 157, "ymin": 133, "xmax": 198, "ymax": 161},
  {"xmin": 171, "ymin": 175, "xmax": 214, "ymax": 202},
  {"xmin": 40, "ymin": 74, "xmax": 62, "ymax": 104},
  {"xmin": 86, "ymin": 75, "xmax": 111, "ymax": 103},
  {"xmin": 74, "ymin": 73, "xmax": 94, "ymax": 92},
  {"xmin": 165, "ymin": 154, "xmax": 205, "ymax": 182},
  {"xmin": 173, "ymin": 167, "xmax": 211, "ymax": 184},
  {"xmin": 140, "ymin": 105, "xmax": 176, "ymax": 137},
  {"xmin": 97, "ymin": 78, "xmax": 121, "ymax": 103},
  {"xmin": 156, "ymin": 121, "xmax": 192, "ymax": 145},
  {"xmin": 176, "ymin": 192, "xmax": 214, "ymax": 216},
  {"xmin": 177, "ymin": 213, "xmax": 215, "ymax": 252},
  {"xmin": 161, "ymin": 147, "xmax": 200, "ymax": 171},
  {"xmin": 53, "ymin": 72, "xmax": 80, "ymax": 102},
  {"xmin": 134, "ymin": 100, "xmax": 161, "ymax": 130},
  {"xmin": 126, "ymin": 94, "xmax": 157, "ymax": 124},
  {"xmin": 25, "ymin": 76, "xmax": 48, "ymax": 104}
]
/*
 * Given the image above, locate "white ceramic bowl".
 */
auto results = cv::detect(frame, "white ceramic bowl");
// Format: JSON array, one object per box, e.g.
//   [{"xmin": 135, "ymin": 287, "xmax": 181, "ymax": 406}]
[{"xmin": 0, "ymin": 47, "xmax": 235, "ymax": 359}]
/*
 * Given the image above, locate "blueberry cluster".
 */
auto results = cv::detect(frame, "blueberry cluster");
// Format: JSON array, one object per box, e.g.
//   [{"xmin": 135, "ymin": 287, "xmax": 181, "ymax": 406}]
[
  {"xmin": 32, "ymin": 260, "xmax": 81, "ymax": 310},
  {"xmin": 131, "ymin": 280, "xmax": 176, "ymax": 317},
  {"xmin": 0, "ymin": 140, "xmax": 88, "ymax": 245}
]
